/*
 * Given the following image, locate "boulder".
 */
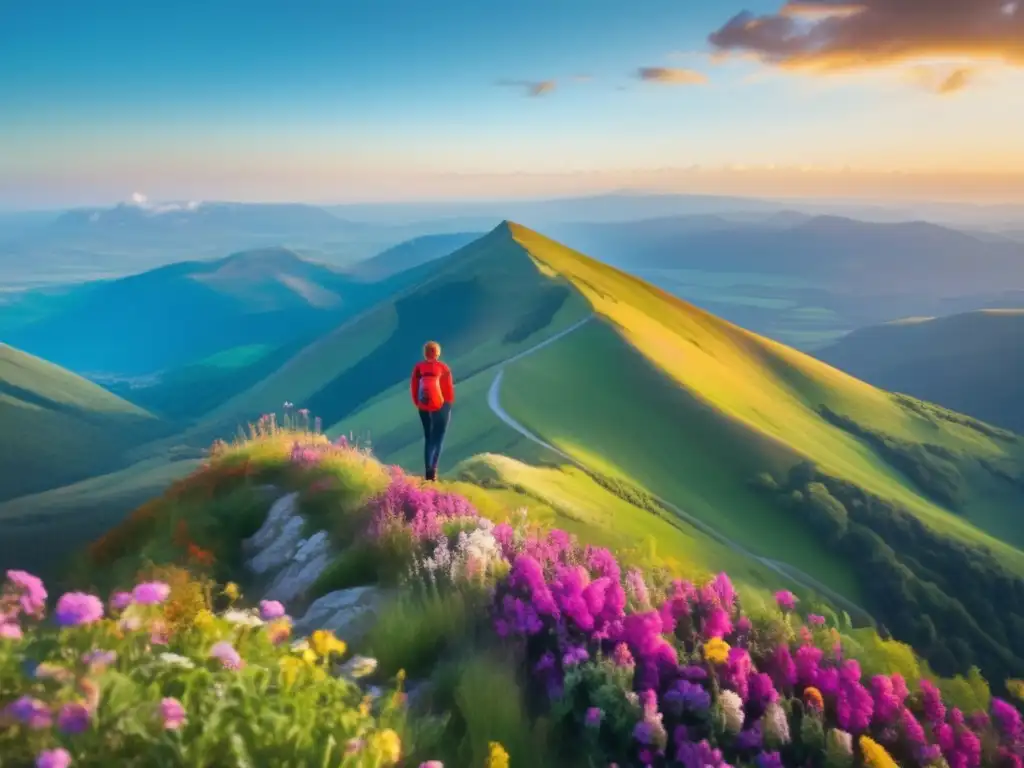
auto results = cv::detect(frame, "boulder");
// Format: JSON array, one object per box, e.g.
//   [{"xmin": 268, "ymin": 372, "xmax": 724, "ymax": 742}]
[{"xmin": 293, "ymin": 586, "xmax": 386, "ymax": 642}]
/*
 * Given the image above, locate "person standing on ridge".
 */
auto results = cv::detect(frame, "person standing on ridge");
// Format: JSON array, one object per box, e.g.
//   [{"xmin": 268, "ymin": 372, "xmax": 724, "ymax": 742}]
[{"xmin": 410, "ymin": 341, "xmax": 455, "ymax": 481}]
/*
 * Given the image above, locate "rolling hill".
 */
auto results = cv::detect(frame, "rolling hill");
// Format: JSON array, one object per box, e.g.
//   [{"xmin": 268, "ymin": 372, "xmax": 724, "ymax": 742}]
[
  {"xmin": 0, "ymin": 245, "xmax": 442, "ymax": 380},
  {"xmin": 817, "ymin": 309, "xmax": 1024, "ymax": 434},
  {"xmin": 0, "ymin": 343, "xmax": 166, "ymax": 502},
  {"xmin": 161, "ymin": 221, "xmax": 1024, "ymax": 685}
]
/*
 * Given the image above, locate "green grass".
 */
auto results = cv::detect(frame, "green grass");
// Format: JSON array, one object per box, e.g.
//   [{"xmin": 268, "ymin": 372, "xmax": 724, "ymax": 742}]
[{"xmin": 0, "ymin": 343, "xmax": 166, "ymax": 502}]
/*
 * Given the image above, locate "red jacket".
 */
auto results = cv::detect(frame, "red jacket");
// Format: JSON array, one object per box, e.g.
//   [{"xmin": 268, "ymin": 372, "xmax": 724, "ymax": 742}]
[{"xmin": 410, "ymin": 360, "xmax": 455, "ymax": 411}]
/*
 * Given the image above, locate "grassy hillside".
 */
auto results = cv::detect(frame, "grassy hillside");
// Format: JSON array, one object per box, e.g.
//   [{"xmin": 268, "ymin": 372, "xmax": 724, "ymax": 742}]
[
  {"xmin": 0, "ymin": 343, "xmax": 166, "ymax": 501},
  {"xmin": 817, "ymin": 309, "xmax": 1024, "ymax": 434},
  {"xmin": 121, "ymin": 222, "xmax": 1024, "ymax": 687}
]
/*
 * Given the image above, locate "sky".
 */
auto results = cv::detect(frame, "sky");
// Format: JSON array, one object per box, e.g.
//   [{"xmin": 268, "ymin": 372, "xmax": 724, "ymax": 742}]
[{"xmin": 2, "ymin": 0, "xmax": 1023, "ymax": 208}]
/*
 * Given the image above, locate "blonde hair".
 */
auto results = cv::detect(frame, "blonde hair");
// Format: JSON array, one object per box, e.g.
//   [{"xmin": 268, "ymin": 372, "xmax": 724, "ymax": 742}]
[{"xmin": 423, "ymin": 341, "xmax": 441, "ymax": 360}]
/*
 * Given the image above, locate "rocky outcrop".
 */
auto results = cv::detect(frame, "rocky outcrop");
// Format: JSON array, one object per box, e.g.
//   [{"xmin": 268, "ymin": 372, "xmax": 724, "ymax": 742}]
[{"xmin": 293, "ymin": 585, "xmax": 387, "ymax": 642}]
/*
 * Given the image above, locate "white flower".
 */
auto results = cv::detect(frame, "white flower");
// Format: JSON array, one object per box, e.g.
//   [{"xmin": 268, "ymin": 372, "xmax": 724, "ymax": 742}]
[
  {"xmin": 719, "ymin": 690, "xmax": 745, "ymax": 733},
  {"xmin": 340, "ymin": 655, "xmax": 378, "ymax": 679},
  {"xmin": 158, "ymin": 653, "xmax": 195, "ymax": 669},
  {"xmin": 763, "ymin": 701, "xmax": 791, "ymax": 746},
  {"xmin": 222, "ymin": 609, "xmax": 264, "ymax": 628},
  {"xmin": 291, "ymin": 639, "xmax": 310, "ymax": 652}
]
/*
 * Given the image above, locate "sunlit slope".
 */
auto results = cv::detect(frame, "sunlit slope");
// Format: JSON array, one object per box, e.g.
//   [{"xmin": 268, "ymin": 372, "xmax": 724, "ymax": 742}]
[
  {"xmin": 0, "ymin": 343, "xmax": 164, "ymax": 501},
  {"xmin": 503, "ymin": 223, "xmax": 1024, "ymax": 574}
]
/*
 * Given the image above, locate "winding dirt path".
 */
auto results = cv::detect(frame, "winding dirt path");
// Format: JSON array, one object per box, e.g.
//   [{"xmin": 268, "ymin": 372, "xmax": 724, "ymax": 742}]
[{"xmin": 486, "ymin": 315, "xmax": 872, "ymax": 623}]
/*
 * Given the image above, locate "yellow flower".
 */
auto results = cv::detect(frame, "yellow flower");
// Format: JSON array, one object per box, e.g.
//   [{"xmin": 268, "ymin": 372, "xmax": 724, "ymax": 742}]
[
  {"xmin": 860, "ymin": 735, "xmax": 898, "ymax": 768},
  {"xmin": 485, "ymin": 741, "xmax": 510, "ymax": 768},
  {"xmin": 310, "ymin": 629, "xmax": 347, "ymax": 658},
  {"xmin": 223, "ymin": 582, "xmax": 240, "ymax": 601},
  {"xmin": 703, "ymin": 637, "xmax": 731, "ymax": 665},
  {"xmin": 302, "ymin": 648, "xmax": 317, "ymax": 665},
  {"xmin": 267, "ymin": 619, "xmax": 292, "ymax": 645},
  {"xmin": 278, "ymin": 656, "xmax": 303, "ymax": 688},
  {"xmin": 369, "ymin": 728, "xmax": 402, "ymax": 764},
  {"xmin": 193, "ymin": 609, "xmax": 215, "ymax": 629},
  {"xmin": 1008, "ymin": 679, "xmax": 1024, "ymax": 701}
]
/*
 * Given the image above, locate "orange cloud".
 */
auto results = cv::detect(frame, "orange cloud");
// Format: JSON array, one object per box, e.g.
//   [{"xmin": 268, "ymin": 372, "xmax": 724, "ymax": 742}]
[
  {"xmin": 636, "ymin": 67, "xmax": 708, "ymax": 85},
  {"xmin": 708, "ymin": 0, "xmax": 1024, "ymax": 78},
  {"xmin": 496, "ymin": 79, "xmax": 557, "ymax": 97},
  {"xmin": 908, "ymin": 65, "xmax": 978, "ymax": 94}
]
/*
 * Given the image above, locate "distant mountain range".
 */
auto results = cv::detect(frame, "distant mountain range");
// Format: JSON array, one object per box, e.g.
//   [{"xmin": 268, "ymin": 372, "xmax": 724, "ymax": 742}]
[{"xmin": 818, "ymin": 309, "xmax": 1024, "ymax": 434}]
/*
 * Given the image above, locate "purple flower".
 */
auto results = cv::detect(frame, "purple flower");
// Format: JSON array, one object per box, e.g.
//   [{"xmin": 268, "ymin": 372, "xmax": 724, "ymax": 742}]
[
  {"xmin": 738, "ymin": 724, "xmax": 764, "ymax": 750},
  {"xmin": 259, "ymin": 600, "xmax": 286, "ymax": 620},
  {"xmin": 919, "ymin": 679, "xmax": 947, "ymax": 725},
  {"xmin": 679, "ymin": 665, "xmax": 708, "ymax": 681},
  {"xmin": 57, "ymin": 702, "xmax": 91, "ymax": 734},
  {"xmin": 585, "ymin": 707, "xmax": 603, "ymax": 728},
  {"xmin": 6, "ymin": 696, "xmax": 52, "ymax": 729},
  {"xmin": 132, "ymin": 582, "xmax": 170, "ymax": 605},
  {"xmin": 210, "ymin": 641, "xmax": 244, "ymax": 670},
  {"xmin": 54, "ymin": 592, "xmax": 104, "ymax": 626},
  {"xmin": 110, "ymin": 591, "xmax": 132, "ymax": 611},
  {"xmin": 665, "ymin": 680, "xmax": 712, "ymax": 713},
  {"xmin": 6, "ymin": 569, "xmax": 47, "ymax": 617},
  {"xmin": 774, "ymin": 590, "xmax": 797, "ymax": 612},
  {"xmin": 756, "ymin": 751, "xmax": 784, "ymax": 768},
  {"xmin": 160, "ymin": 697, "xmax": 187, "ymax": 730},
  {"xmin": 992, "ymin": 697, "xmax": 1023, "ymax": 742},
  {"xmin": 36, "ymin": 749, "xmax": 71, "ymax": 768},
  {"xmin": 676, "ymin": 739, "xmax": 727, "ymax": 768}
]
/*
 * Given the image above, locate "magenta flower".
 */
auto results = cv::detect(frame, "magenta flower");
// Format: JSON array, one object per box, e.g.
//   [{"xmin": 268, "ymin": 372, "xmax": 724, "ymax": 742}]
[
  {"xmin": 110, "ymin": 591, "xmax": 133, "ymax": 611},
  {"xmin": 808, "ymin": 614, "xmax": 826, "ymax": 626},
  {"xmin": 259, "ymin": 600, "xmax": 286, "ymax": 620},
  {"xmin": 132, "ymin": 582, "xmax": 170, "ymax": 605},
  {"xmin": 774, "ymin": 590, "xmax": 797, "ymax": 612},
  {"xmin": 585, "ymin": 707, "xmax": 604, "ymax": 728},
  {"xmin": 36, "ymin": 749, "xmax": 71, "ymax": 768},
  {"xmin": 54, "ymin": 592, "xmax": 103, "ymax": 626},
  {"xmin": 210, "ymin": 641, "xmax": 244, "ymax": 670},
  {"xmin": 6, "ymin": 696, "xmax": 52, "ymax": 729},
  {"xmin": 418, "ymin": 763, "xmax": 444, "ymax": 768},
  {"xmin": 992, "ymin": 697, "xmax": 1023, "ymax": 742},
  {"xmin": 159, "ymin": 697, "xmax": 187, "ymax": 730},
  {"xmin": 57, "ymin": 702, "xmax": 92, "ymax": 734},
  {"xmin": 6, "ymin": 569, "xmax": 47, "ymax": 617}
]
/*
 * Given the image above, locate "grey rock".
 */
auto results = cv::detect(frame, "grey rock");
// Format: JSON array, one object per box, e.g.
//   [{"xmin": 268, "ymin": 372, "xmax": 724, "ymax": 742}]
[
  {"xmin": 293, "ymin": 586, "xmax": 386, "ymax": 641},
  {"xmin": 262, "ymin": 532, "xmax": 332, "ymax": 603},
  {"xmin": 243, "ymin": 492, "xmax": 301, "ymax": 555}
]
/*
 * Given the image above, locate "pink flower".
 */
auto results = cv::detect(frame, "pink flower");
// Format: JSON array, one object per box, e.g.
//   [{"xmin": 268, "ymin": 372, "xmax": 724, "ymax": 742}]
[
  {"xmin": 419, "ymin": 763, "xmax": 444, "ymax": 768},
  {"xmin": 259, "ymin": 600, "xmax": 286, "ymax": 620},
  {"xmin": 6, "ymin": 569, "xmax": 47, "ymax": 617},
  {"xmin": 54, "ymin": 592, "xmax": 104, "ymax": 626},
  {"xmin": 808, "ymin": 614, "xmax": 826, "ymax": 626},
  {"xmin": 36, "ymin": 749, "xmax": 71, "ymax": 768},
  {"xmin": 159, "ymin": 697, "xmax": 187, "ymax": 730},
  {"xmin": 0, "ymin": 622, "xmax": 22, "ymax": 640},
  {"xmin": 210, "ymin": 641, "xmax": 244, "ymax": 670},
  {"xmin": 774, "ymin": 590, "xmax": 797, "ymax": 612},
  {"xmin": 132, "ymin": 582, "xmax": 170, "ymax": 605},
  {"xmin": 110, "ymin": 591, "xmax": 133, "ymax": 611}
]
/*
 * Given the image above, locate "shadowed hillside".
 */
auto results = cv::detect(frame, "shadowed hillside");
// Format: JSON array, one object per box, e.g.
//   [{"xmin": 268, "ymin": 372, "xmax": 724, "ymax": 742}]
[
  {"xmin": 0, "ymin": 343, "xmax": 166, "ymax": 501},
  {"xmin": 817, "ymin": 309, "xmax": 1024, "ymax": 434}
]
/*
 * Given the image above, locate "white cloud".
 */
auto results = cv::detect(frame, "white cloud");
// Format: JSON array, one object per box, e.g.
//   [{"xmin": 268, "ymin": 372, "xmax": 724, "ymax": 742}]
[{"xmin": 125, "ymin": 191, "xmax": 202, "ymax": 214}]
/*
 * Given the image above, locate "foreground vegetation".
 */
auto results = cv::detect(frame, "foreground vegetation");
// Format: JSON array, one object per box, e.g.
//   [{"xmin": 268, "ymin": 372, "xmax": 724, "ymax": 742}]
[{"xmin": 4, "ymin": 420, "xmax": 1023, "ymax": 766}]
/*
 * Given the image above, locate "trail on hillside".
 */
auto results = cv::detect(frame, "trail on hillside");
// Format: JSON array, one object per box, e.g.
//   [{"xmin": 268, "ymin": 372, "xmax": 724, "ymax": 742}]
[{"xmin": 486, "ymin": 315, "xmax": 872, "ymax": 624}]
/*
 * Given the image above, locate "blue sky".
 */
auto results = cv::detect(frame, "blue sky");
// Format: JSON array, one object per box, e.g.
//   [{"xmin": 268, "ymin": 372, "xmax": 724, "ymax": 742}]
[{"xmin": 2, "ymin": 0, "xmax": 1022, "ymax": 207}]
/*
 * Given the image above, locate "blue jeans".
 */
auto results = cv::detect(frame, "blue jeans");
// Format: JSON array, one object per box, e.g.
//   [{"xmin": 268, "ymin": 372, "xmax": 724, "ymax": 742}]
[{"xmin": 418, "ymin": 403, "xmax": 451, "ymax": 472}]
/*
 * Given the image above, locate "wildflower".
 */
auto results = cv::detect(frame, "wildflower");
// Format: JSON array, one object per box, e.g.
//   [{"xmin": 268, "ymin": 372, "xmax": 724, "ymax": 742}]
[
  {"xmin": 192, "ymin": 609, "xmax": 215, "ymax": 629},
  {"xmin": 132, "ymin": 581, "xmax": 170, "ymax": 605},
  {"xmin": 341, "ymin": 655, "xmax": 378, "ymax": 679},
  {"xmin": 36, "ymin": 749, "xmax": 71, "ymax": 768},
  {"xmin": 311, "ymin": 629, "xmax": 347, "ymax": 657},
  {"xmin": 763, "ymin": 701, "xmax": 791, "ymax": 747},
  {"xmin": 485, "ymin": 742, "xmax": 510, "ymax": 768},
  {"xmin": 808, "ymin": 614, "xmax": 827, "ymax": 626},
  {"xmin": 6, "ymin": 569, "xmax": 47, "ymax": 617},
  {"xmin": 223, "ymin": 582, "xmax": 240, "ymax": 601},
  {"xmin": 719, "ymin": 689, "xmax": 745, "ymax": 733},
  {"xmin": 209, "ymin": 641, "xmax": 244, "ymax": 670},
  {"xmin": 158, "ymin": 652, "xmax": 195, "ymax": 669},
  {"xmin": 223, "ymin": 609, "xmax": 264, "ymax": 628},
  {"xmin": 859, "ymin": 735, "xmax": 898, "ymax": 768},
  {"xmin": 704, "ymin": 637, "xmax": 730, "ymax": 665},
  {"xmin": 992, "ymin": 697, "xmax": 1023, "ymax": 742},
  {"xmin": 0, "ymin": 622, "xmax": 22, "ymax": 640},
  {"xmin": 825, "ymin": 729, "xmax": 855, "ymax": 768},
  {"xmin": 35, "ymin": 662, "xmax": 73, "ymax": 683},
  {"xmin": 370, "ymin": 728, "xmax": 402, "ymax": 764},
  {"xmin": 267, "ymin": 619, "xmax": 292, "ymax": 645},
  {"xmin": 757, "ymin": 752, "xmax": 784, "ymax": 768},
  {"xmin": 279, "ymin": 656, "xmax": 304, "ymax": 687},
  {"xmin": 611, "ymin": 642, "xmax": 635, "ymax": 667},
  {"xmin": 585, "ymin": 707, "xmax": 603, "ymax": 728},
  {"xmin": 775, "ymin": 590, "xmax": 797, "ymax": 612},
  {"xmin": 665, "ymin": 680, "xmax": 712, "ymax": 714},
  {"xmin": 919, "ymin": 679, "xmax": 946, "ymax": 725},
  {"xmin": 57, "ymin": 702, "xmax": 91, "ymax": 734},
  {"xmin": 159, "ymin": 697, "xmax": 187, "ymax": 730},
  {"xmin": 54, "ymin": 592, "xmax": 104, "ymax": 626},
  {"xmin": 419, "ymin": 763, "xmax": 444, "ymax": 768},
  {"xmin": 6, "ymin": 696, "xmax": 52, "ymax": 729},
  {"xmin": 259, "ymin": 599, "xmax": 286, "ymax": 620},
  {"xmin": 82, "ymin": 649, "xmax": 117, "ymax": 668},
  {"xmin": 149, "ymin": 618, "xmax": 170, "ymax": 645},
  {"xmin": 79, "ymin": 678, "xmax": 100, "ymax": 712},
  {"xmin": 804, "ymin": 686, "xmax": 825, "ymax": 712}
]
